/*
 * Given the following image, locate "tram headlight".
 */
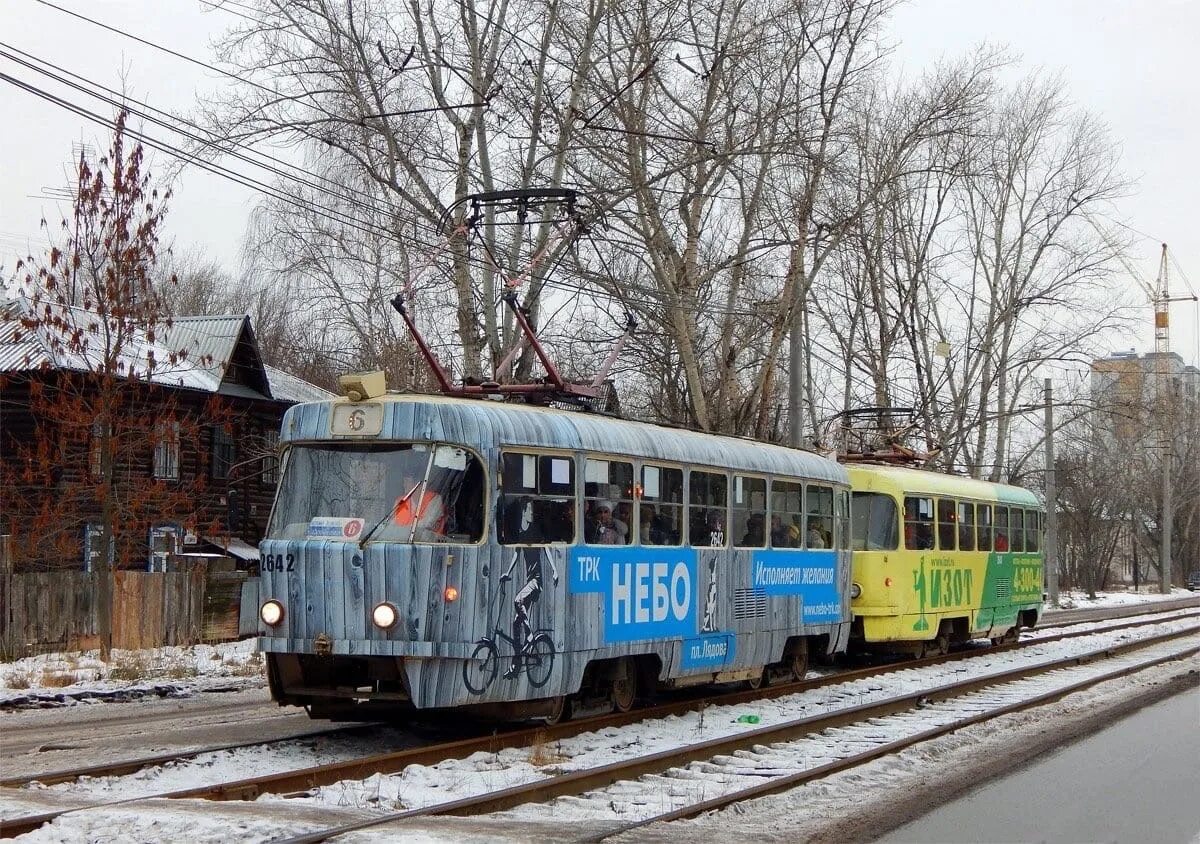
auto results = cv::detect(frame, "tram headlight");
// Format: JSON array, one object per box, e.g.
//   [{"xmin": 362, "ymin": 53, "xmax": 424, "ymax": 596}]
[
  {"xmin": 850, "ymin": 583, "xmax": 862, "ymax": 599},
  {"xmin": 260, "ymin": 600, "xmax": 285, "ymax": 627},
  {"xmin": 372, "ymin": 602, "xmax": 399, "ymax": 630}
]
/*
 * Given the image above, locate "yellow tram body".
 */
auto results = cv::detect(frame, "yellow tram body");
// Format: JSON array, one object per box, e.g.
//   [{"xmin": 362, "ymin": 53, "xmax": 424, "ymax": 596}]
[{"xmin": 848, "ymin": 465, "xmax": 1044, "ymax": 654}]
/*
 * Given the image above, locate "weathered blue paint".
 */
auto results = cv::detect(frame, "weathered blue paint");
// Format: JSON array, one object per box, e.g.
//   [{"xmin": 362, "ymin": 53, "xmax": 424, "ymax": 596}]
[{"xmin": 259, "ymin": 394, "xmax": 852, "ymax": 711}]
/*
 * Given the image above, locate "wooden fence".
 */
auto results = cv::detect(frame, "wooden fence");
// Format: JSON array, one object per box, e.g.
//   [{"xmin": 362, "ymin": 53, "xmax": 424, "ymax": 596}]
[{"xmin": 0, "ymin": 564, "xmax": 253, "ymax": 659}]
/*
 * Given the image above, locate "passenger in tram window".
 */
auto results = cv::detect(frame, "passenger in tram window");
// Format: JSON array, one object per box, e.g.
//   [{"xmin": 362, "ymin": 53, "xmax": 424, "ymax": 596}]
[
  {"xmin": 615, "ymin": 501, "xmax": 633, "ymax": 542},
  {"xmin": 807, "ymin": 522, "xmax": 826, "ymax": 548},
  {"xmin": 994, "ymin": 531, "xmax": 1009, "ymax": 552},
  {"xmin": 706, "ymin": 510, "xmax": 726, "ymax": 546},
  {"xmin": 742, "ymin": 513, "xmax": 766, "ymax": 547},
  {"xmin": 905, "ymin": 520, "xmax": 934, "ymax": 549},
  {"xmin": 770, "ymin": 514, "xmax": 789, "ymax": 547},
  {"xmin": 547, "ymin": 498, "xmax": 574, "ymax": 543},
  {"xmin": 588, "ymin": 500, "xmax": 624, "ymax": 545},
  {"xmin": 640, "ymin": 504, "xmax": 670, "ymax": 545}
]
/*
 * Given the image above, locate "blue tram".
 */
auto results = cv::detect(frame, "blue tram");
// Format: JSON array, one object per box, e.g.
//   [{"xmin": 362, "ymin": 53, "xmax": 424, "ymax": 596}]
[{"xmin": 257, "ymin": 388, "xmax": 852, "ymax": 720}]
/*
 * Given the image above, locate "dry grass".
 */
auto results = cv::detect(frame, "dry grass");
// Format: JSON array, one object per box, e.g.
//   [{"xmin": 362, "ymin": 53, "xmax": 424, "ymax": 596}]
[
  {"xmin": 222, "ymin": 652, "xmax": 265, "ymax": 677},
  {"xmin": 527, "ymin": 729, "xmax": 567, "ymax": 767},
  {"xmin": 107, "ymin": 653, "xmax": 150, "ymax": 681},
  {"xmin": 5, "ymin": 670, "xmax": 33, "ymax": 690},
  {"xmin": 39, "ymin": 671, "xmax": 78, "ymax": 688}
]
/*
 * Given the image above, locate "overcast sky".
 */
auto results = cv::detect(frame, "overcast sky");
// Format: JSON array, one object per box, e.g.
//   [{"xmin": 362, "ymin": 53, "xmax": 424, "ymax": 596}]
[{"xmin": 1, "ymin": 0, "xmax": 1196, "ymax": 370}]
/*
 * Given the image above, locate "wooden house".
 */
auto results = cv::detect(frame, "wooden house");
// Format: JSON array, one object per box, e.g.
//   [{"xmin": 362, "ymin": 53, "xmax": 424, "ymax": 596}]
[{"xmin": 0, "ymin": 298, "xmax": 333, "ymax": 571}]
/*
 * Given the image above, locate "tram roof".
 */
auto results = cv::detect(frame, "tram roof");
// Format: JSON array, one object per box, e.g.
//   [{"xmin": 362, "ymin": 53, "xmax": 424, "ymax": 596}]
[
  {"xmin": 281, "ymin": 394, "xmax": 849, "ymax": 485},
  {"xmin": 845, "ymin": 463, "xmax": 1040, "ymax": 505}
]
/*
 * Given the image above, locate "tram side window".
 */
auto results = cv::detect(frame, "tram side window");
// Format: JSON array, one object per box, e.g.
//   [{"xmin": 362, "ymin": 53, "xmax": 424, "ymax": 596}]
[
  {"xmin": 732, "ymin": 476, "xmax": 768, "ymax": 548},
  {"xmin": 584, "ymin": 458, "xmax": 634, "ymax": 545},
  {"xmin": 977, "ymin": 504, "xmax": 993, "ymax": 551},
  {"xmin": 837, "ymin": 489, "xmax": 851, "ymax": 549},
  {"xmin": 958, "ymin": 502, "xmax": 976, "ymax": 551},
  {"xmin": 640, "ymin": 465, "xmax": 683, "ymax": 546},
  {"xmin": 1010, "ymin": 508, "xmax": 1026, "ymax": 552},
  {"xmin": 689, "ymin": 471, "xmax": 728, "ymax": 546},
  {"xmin": 851, "ymin": 492, "xmax": 899, "ymax": 550},
  {"xmin": 1026, "ymin": 510, "xmax": 1041, "ymax": 552},
  {"xmin": 806, "ymin": 485, "xmax": 834, "ymax": 549},
  {"xmin": 937, "ymin": 498, "xmax": 957, "ymax": 551},
  {"xmin": 498, "ymin": 452, "xmax": 576, "ymax": 545},
  {"xmin": 904, "ymin": 496, "xmax": 935, "ymax": 550},
  {"xmin": 770, "ymin": 480, "xmax": 803, "ymax": 548},
  {"xmin": 994, "ymin": 506, "xmax": 1010, "ymax": 552}
]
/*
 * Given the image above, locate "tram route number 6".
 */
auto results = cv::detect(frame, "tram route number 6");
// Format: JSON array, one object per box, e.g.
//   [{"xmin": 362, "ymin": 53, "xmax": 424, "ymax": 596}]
[{"xmin": 263, "ymin": 553, "xmax": 296, "ymax": 573}]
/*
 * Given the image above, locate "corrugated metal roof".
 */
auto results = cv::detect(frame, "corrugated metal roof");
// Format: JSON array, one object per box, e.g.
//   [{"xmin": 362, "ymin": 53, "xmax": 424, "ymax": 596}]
[
  {"xmin": 0, "ymin": 297, "xmax": 332, "ymax": 405},
  {"xmin": 265, "ymin": 364, "xmax": 337, "ymax": 404},
  {"xmin": 282, "ymin": 394, "xmax": 850, "ymax": 485},
  {"xmin": 846, "ymin": 464, "xmax": 1040, "ymax": 504},
  {"xmin": 160, "ymin": 315, "xmax": 247, "ymax": 383}
]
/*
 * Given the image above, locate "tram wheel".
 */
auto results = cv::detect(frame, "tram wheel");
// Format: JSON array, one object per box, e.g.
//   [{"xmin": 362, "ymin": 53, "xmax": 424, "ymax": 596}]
[
  {"xmin": 743, "ymin": 669, "xmax": 767, "ymax": 691},
  {"xmin": 788, "ymin": 639, "xmax": 810, "ymax": 682},
  {"xmin": 544, "ymin": 695, "xmax": 572, "ymax": 725},
  {"xmin": 610, "ymin": 657, "xmax": 637, "ymax": 713}
]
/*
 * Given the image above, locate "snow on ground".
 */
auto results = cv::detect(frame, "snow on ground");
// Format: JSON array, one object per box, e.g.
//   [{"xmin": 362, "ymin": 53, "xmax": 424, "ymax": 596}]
[
  {"xmin": 1048, "ymin": 586, "xmax": 1195, "ymax": 611},
  {"xmin": 0, "ymin": 639, "xmax": 264, "ymax": 709},
  {"xmin": 10, "ymin": 611, "xmax": 1194, "ymax": 831},
  {"xmin": 3, "ymin": 591, "xmax": 1196, "ymax": 843}
]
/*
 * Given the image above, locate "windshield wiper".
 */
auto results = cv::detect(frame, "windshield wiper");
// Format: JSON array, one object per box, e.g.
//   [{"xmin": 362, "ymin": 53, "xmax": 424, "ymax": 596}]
[{"xmin": 358, "ymin": 452, "xmax": 432, "ymax": 548}]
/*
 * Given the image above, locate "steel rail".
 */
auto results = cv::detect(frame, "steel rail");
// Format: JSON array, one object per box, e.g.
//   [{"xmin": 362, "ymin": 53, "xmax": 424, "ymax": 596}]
[
  {"xmin": 589, "ymin": 640, "xmax": 1200, "ymax": 841},
  {"xmin": 272, "ymin": 626, "xmax": 1200, "ymax": 843},
  {"xmin": 2, "ymin": 609, "xmax": 1195, "ymax": 839},
  {"xmin": 0, "ymin": 722, "xmax": 374, "ymax": 789}
]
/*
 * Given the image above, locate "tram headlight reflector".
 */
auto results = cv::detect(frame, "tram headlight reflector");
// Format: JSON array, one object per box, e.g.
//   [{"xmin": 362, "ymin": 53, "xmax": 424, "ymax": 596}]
[
  {"xmin": 260, "ymin": 600, "xmax": 285, "ymax": 627},
  {"xmin": 372, "ymin": 602, "xmax": 399, "ymax": 630},
  {"xmin": 850, "ymin": 583, "xmax": 862, "ymax": 599},
  {"xmin": 444, "ymin": 586, "xmax": 459, "ymax": 603}
]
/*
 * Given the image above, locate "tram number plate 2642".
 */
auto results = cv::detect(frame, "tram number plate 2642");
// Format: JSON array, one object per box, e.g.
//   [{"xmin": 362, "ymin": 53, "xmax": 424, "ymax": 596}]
[{"xmin": 262, "ymin": 553, "xmax": 295, "ymax": 573}]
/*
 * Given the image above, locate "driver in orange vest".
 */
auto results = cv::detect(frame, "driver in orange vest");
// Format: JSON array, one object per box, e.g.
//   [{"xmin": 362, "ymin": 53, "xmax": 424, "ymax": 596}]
[{"xmin": 394, "ymin": 472, "xmax": 446, "ymax": 539}]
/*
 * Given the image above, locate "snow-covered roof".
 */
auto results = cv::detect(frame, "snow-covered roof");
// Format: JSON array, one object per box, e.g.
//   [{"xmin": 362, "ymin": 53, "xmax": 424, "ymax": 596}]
[
  {"xmin": 0, "ymin": 297, "xmax": 219, "ymax": 391},
  {"xmin": 0, "ymin": 296, "xmax": 334, "ymax": 404}
]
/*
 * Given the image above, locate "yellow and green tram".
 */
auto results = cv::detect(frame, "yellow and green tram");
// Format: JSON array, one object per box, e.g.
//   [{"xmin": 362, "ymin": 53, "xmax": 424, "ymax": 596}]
[{"xmin": 847, "ymin": 465, "xmax": 1044, "ymax": 656}]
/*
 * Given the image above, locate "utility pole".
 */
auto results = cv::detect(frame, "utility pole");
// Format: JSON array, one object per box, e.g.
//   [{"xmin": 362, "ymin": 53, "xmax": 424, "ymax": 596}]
[
  {"xmin": 1043, "ymin": 378, "xmax": 1059, "ymax": 607},
  {"xmin": 789, "ymin": 301, "xmax": 806, "ymax": 448},
  {"xmin": 1160, "ymin": 376, "xmax": 1174, "ymax": 594},
  {"xmin": 1154, "ymin": 245, "xmax": 1172, "ymax": 594}
]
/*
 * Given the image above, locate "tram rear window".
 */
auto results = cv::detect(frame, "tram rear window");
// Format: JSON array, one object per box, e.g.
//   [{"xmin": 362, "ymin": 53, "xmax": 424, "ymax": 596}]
[
  {"xmin": 851, "ymin": 493, "xmax": 898, "ymax": 550},
  {"xmin": 266, "ymin": 443, "xmax": 485, "ymax": 544}
]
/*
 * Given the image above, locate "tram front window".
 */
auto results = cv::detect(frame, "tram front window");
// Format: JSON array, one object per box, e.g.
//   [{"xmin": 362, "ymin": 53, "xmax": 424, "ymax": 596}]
[
  {"xmin": 268, "ymin": 443, "xmax": 485, "ymax": 544},
  {"xmin": 851, "ymin": 492, "xmax": 899, "ymax": 550}
]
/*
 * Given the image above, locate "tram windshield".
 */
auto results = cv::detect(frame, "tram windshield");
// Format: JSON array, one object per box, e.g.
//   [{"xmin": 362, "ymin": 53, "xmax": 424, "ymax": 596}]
[
  {"xmin": 851, "ymin": 492, "xmax": 899, "ymax": 550},
  {"xmin": 267, "ymin": 443, "xmax": 485, "ymax": 544}
]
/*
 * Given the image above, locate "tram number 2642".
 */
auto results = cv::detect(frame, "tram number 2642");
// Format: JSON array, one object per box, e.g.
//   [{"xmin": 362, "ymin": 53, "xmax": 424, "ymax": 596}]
[{"xmin": 262, "ymin": 553, "xmax": 296, "ymax": 573}]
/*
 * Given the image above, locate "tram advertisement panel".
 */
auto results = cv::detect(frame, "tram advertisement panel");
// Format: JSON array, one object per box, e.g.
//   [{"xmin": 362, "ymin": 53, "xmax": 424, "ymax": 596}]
[
  {"xmin": 750, "ymin": 549, "xmax": 842, "ymax": 623},
  {"xmin": 570, "ymin": 546, "xmax": 698, "ymax": 643}
]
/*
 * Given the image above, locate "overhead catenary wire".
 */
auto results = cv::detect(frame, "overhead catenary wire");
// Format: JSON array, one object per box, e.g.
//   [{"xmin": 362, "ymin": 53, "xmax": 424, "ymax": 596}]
[{"xmin": 3, "ymin": 12, "xmax": 1036, "ymax": 418}]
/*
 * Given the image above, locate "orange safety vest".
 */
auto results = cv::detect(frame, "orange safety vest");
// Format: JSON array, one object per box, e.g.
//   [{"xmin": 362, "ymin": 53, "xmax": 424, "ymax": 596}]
[{"xmin": 394, "ymin": 489, "xmax": 445, "ymax": 532}]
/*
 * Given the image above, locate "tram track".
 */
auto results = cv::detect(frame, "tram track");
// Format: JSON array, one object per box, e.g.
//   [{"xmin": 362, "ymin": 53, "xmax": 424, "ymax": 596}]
[
  {"xmin": 3, "ymin": 607, "xmax": 1195, "ymax": 839},
  {"xmin": 277, "ymin": 625, "xmax": 1200, "ymax": 843}
]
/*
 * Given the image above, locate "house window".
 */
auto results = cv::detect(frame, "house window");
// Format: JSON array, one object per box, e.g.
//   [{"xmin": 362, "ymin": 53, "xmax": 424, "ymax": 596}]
[
  {"xmin": 89, "ymin": 421, "xmax": 110, "ymax": 478},
  {"xmin": 212, "ymin": 426, "xmax": 236, "ymax": 480},
  {"xmin": 261, "ymin": 429, "xmax": 280, "ymax": 486},
  {"xmin": 148, "ymin": 525, "xmax": 180, "ymax": 572},
  {"xmin": 153, "ymin": 421, "xmax": 181, "ymax": 480},
  {"xmin": 83, "ymin": 523, "xmax": 113, "ymax": 572}
]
